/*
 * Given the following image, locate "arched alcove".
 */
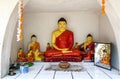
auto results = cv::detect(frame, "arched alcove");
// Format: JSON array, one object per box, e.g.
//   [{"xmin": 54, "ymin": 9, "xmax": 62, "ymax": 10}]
[
  {"xmin": 1, "ymin": 0, "xmax": 120, "ymax": 78},
  {"xmin": 99, "ymin": 14, "xmax": 119, "ymax": 69},
  {"xmin": 1, "ymin": 4, "xmax": 23, "ymax": 77}
]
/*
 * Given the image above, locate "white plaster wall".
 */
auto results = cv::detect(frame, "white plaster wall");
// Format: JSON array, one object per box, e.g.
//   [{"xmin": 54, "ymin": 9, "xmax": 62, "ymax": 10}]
[
  {"xmin": 23, "ymin": 11, "xmax": 99, "ymax": 52},
  {"xmin": 10, "ymin": 24, "xmax": 24, "ymax": 64},
  {"xmin": 99, "ymin": 15, "xmax": 119, "ymax": 69},
  {"xmin": 97, "ymin": 0, "xmax": 120, "ymax": 71},
  {"xmin": 10, "ymin": 0, "xmax": 29, "ymax": 64},
  {"xmin": 0, "ymin": 0, "xmax": 29, "ymax": 77},
  {"xmin": 0, "ymin": 0, "xmax": 20, "ymax": 77},
  {"xmin": 109, "ymin": 0, "xmax": 120, "ymax": 20},
  {"xmin": 1, "ymin": 4, "xmax": 23, "ymax": 78}
]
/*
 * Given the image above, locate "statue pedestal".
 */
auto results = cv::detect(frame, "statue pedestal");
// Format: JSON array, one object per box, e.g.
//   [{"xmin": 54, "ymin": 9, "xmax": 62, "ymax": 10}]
[{"xmin": 44, "ymin": 56, "xmax": 82, "ymax": 62}]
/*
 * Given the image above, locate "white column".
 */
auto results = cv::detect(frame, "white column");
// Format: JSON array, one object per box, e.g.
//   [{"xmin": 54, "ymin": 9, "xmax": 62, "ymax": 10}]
[
  {"xmin": 0, "ymin": 0, "xmax": 30, "ymax": 77},
  {"xmin": 0, "ymin": 0, "xmax": 19, "ymax": 78}
]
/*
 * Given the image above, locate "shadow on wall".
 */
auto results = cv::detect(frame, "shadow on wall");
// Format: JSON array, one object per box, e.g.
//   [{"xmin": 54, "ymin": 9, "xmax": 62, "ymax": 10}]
[{"xmin": 111, "ymin": 43, "xmax": 119, "ymax": 69}]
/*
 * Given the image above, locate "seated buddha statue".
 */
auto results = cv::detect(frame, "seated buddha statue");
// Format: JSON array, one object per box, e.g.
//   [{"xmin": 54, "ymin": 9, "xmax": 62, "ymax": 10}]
[
  {"xmin": 74, "ymin": 42, "xmax": 79, "ymax": 50},
  {"xmin": 26, "ymin": 49, "xmax": 34, "ymax": 62},
  {"xmin": 28, "ymin": 35, "xmax": 40, "ymax": 53},
  {"xmin": 100, "ymin": 50, "xmax": 110, "ymax": 65},
  {"xmin": 17, "ymin": 48, "xmax": 26, "ymax": 62},
  {"xmin": 28, "ymin": 35, "xmax": 44, "ymax": 61},
  {"xmin": 45, "ymin": 17, "xmax": 80, "ymax": 59},
  {"xmin": 34, "ymin": 49, "xmax": 44, "ymax": 61},
  {"xmin": 46, "ymin": 43, "xmax": 51, "ymax": 51},
  {"xmin": 80, "ymin": 34, "xmax": 94, "ymax": 60}
]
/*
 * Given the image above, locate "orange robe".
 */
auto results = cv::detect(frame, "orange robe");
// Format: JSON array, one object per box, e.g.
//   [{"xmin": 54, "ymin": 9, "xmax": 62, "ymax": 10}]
[
  {"xmin": 26, "ymin": 51, "xmax": 34, "ymax": 62},
  {"xmin": 30, "ymin": 42, "xmax": 40, "ymax": 52},
  {"xmin": 17, "ymin": 52, "xmax": 26, "ymax": 62},
  {"xmin": 45, "ymin": 30, "xmax": 80, "ymax": 57}
]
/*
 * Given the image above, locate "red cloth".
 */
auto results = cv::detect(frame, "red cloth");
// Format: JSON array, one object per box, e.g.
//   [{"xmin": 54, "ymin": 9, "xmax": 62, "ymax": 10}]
[
  {"xmin": 45, "ymin": 49, "xmax": 80, "ymax": 57},
  {"xmin": 45, "ymin": 30, "xmax": 80, "ymax": 57},
  {"xmin": 80, "ymin": 42, "xmax": 94, "ymax": 60},
  {"xmin": 55, "ymin": 30, "xmax": 74, "ymax": 50},
  {"xmin": 44, "ymin": 56, "xmax": 82, "ymax": 62},
  {"xmin": 87, "ymin": 42, "xmax": 94, "ymax": 52},
  {"xmin": 80, "ymin": 42, "xmax": 94, "ymax": 52}
]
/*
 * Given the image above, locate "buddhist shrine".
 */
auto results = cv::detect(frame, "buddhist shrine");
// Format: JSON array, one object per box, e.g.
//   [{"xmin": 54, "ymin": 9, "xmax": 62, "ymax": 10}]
[{"xmin": 0, "ymin": 0, "xmax": 120, "ymax": 79}]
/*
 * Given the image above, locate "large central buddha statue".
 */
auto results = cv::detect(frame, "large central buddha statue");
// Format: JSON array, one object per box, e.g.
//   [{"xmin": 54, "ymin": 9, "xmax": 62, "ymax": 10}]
[{"xmin": 45, "ymin": 17, "xmax": 81, "ymax": 62}]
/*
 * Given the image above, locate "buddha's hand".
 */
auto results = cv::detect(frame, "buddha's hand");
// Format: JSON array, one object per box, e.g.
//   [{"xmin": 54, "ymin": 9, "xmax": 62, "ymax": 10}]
[
  {"xmin": 61, "ymin": 48, "xmax": 69, "ymax": 51},
  {"xmin": 62, "ymin": 50, "xmax": 72, "ymax": 53}
]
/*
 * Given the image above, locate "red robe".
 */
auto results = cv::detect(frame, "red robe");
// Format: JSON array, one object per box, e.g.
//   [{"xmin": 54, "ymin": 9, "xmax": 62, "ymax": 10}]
[
  {"xmin": 45, "ymin": 30, "xmax": 80, "ymax": 57},
  {"xmin": 55, "ymin": 30, "xmax": 74, "ymax": 50},
  {"xmin": 86, "ymin": 42, "xmax": 94, "ymax": 52}
]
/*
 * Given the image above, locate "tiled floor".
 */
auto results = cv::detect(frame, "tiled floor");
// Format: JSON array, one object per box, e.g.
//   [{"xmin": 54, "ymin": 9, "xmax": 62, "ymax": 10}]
[{"xmin": 2, "ymin": 62, "xmax": 120, "ymax": 79}]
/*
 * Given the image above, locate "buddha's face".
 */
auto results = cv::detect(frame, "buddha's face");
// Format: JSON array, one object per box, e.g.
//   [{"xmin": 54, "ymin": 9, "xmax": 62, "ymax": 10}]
[
  {"xmin": 87, "ymin": 36, "xmax": 93, "ymax": 42},
  {"xmin": 29, "ymin": 50, "xmax": 32, "ymax": 54},
  {"xmin": 47, "ymin": 43, "xmax": 50, "ymax": 46},
  {"xmin": 19, "ymin": 49, "xmax": 23, "ymax": 52},
  {"xmin": 36, "ymin": 49, "xmax": 38, "ymax": 52},
  {"xmin": 31, "ymin": 37, "xmax": 37, "ymax": 42},
  {"xmin": 58, "ymin": 21, "xmax": 67, "ymax": 32}
]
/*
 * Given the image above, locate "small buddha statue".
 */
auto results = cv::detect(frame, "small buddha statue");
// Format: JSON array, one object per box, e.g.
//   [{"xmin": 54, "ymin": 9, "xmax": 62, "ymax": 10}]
[
  {"xmin": 74, "ymin": 42, "xmax": 79, "ymax": 49},
  {"xmin": 34, "ymin": 49, "xmax": 44, "ymax": 61},
  {"xmin": 28, "ymin": 35, "xmax": 44, "ymax": 61},
  {"xmin": 26, "ymin": 49, "xmax": 34, "ymax": 62},
  {"xmin": 46, "ymin": 42, "xmax": 51, "ymax": 51},
  {"xmin": 80, "ymin": 34, "xmax": 94, "ymax": 60},
  {"xmin": 28, "ymin": 35, "xmax": 40, "ymax": 53},
  {"xmin": 17, "ymin": 48, "xmax": 26, "ymax": 62}
]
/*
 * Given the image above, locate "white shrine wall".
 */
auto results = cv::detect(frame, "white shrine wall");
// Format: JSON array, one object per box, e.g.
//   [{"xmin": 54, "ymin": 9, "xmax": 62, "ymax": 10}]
[{"xmin": 99, "ymin": 15, "xmax": 119, "ymax": 69}]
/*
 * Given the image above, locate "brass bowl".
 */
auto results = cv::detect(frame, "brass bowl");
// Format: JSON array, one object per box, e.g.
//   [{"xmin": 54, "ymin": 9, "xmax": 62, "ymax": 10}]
[{"xmin": 59, "ymin": 61, "xmax": 70, "ymax": 69}]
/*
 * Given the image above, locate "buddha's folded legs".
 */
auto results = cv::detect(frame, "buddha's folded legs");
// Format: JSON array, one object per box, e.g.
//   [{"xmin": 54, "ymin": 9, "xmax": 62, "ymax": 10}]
[
  {"xmin": 45, "ymin": 49, "xmax": 80, "ymax": 57},
  {"xmin": 44, "ymin": 56, "xmax": 82, "ymax": 62}
]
